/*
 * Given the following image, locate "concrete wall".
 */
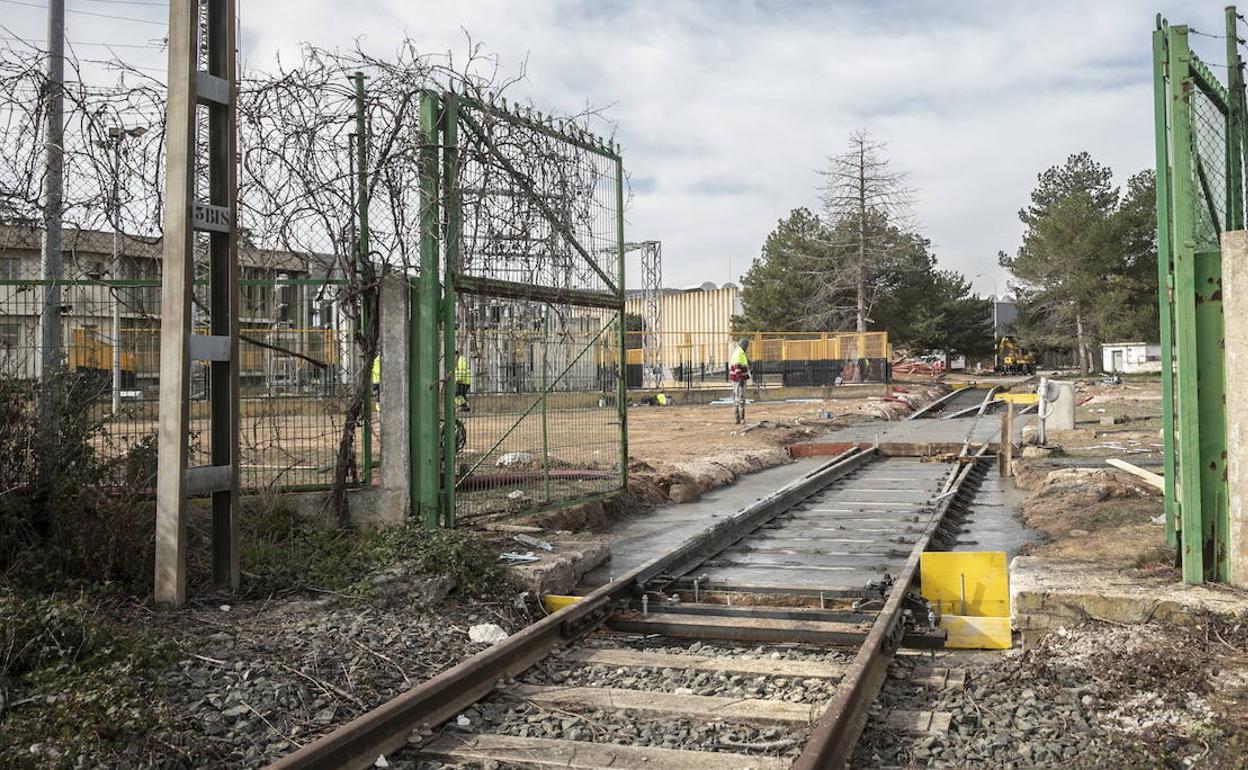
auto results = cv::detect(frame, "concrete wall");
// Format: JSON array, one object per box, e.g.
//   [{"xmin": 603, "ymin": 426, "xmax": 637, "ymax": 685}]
[{"xmin": 1223, "ymin": 231, "xmax": 1248, "ymax": 587}]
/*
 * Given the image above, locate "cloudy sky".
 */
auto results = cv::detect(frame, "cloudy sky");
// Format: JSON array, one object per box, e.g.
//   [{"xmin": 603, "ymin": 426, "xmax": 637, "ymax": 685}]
[{"xmin": 1, "ymin": 0, "xmax": 1229, "ymax": 294}]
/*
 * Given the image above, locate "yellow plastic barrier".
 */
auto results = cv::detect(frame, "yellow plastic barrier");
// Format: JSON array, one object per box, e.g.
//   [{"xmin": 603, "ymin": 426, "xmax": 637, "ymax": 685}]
[
  {"xmin": 541, "ymin": 594, "xmax": 581, "ymax": 613},
  {"xmin": 919, "ymin": 551, "xmax": 1012, "ymax": 649},
  {"xmin": 993, "ymin": 392, "xmax": 1039, "ymax": 405}
]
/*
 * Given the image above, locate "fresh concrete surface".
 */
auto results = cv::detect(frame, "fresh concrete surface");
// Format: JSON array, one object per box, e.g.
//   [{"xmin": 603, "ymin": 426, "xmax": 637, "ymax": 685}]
[
  {"xmin": 956, "ymin": 472, "xmax": 1039, "ymax": 558},
  {"xmin": 580, "ymin": 456, "xmax": 832, "ymax": 587},
  {"xmin": 793, "ymin": 413, "xmax": 1033, "ymax": 451}
]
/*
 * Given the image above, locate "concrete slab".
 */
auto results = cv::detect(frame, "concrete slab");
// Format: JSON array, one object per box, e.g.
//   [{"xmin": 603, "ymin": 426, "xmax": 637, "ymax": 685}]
[
  {"xmin": 792, "ymin": 413, "xmax": 1033, "ymax": 456},
  {"xmin": 1010, "ymin": 555, "xmax": 1248, "ymax": 641},
  {"xmin": 696, "ymin": 458, "xmax": 948, "ymax": 592},
  {"xmin": 579, "ymin": 456, "xmax": 833, "ymax": 587},
  {"xmin": 954, "ymin": 472, "xmax": 1041, "ymax": 557}
]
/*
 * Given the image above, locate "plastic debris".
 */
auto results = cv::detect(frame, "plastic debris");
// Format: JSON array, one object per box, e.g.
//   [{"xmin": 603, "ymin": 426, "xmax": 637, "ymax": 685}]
[
  {"xmin": 499, "ymin": 551, "xmax": 540, "ymax": 563},
  {"xmin": 514, "ymin": 533, "xmax": 554, "ymax": 552},
  {"xmin": 495, "ymin": 451, "xmax": 534, "ymax": 468}
]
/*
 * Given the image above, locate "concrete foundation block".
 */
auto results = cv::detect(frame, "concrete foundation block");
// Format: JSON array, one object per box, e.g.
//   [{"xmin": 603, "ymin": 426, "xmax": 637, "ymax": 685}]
[{"xmin": 1010, "ymin": 556, "xmax": 1246, "ymax": 635}]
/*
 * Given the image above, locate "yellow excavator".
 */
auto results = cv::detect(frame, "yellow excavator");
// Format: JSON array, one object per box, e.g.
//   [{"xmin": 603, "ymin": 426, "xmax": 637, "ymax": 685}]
[{"xmin": 994, "ymin": 336, "xmax": 1036, "ymax": 375}]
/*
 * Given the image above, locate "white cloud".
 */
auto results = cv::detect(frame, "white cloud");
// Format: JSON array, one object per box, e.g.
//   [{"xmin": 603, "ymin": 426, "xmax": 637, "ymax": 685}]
[{"xmin": 2, "ymin": 0, "xmax": 1228, "ymax": 296}]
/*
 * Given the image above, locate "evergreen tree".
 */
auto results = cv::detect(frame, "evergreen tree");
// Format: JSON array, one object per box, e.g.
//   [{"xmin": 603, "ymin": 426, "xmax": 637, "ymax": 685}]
[{"xmin": 737, "ymin": 207, "xmax": 829, "ymax": 330}]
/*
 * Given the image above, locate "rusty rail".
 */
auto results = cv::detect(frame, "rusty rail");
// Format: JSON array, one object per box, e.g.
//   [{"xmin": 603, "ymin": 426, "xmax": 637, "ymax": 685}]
[
  {"xmin": 267, "ymin": 447, "xmax": 873, "ymax": 770},
  {"xmin": 791, "ymin": 446, "xmax": 988, "ymax": 769}
]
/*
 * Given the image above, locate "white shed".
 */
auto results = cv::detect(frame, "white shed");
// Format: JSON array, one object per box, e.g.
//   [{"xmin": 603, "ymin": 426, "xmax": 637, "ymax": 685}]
[{"xmin": 1101, "ymin": 342, "xmax": 1161, "ymax": 374}]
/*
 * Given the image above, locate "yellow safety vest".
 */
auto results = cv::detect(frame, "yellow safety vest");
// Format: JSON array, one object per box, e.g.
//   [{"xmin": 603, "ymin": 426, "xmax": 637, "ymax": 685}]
[
  {"xmin": 372, "ymin": 355, "xmax": 381, "ymax": 384},
  {"xmin": 730, "ymin": 346, "xmax": 749, "ymax": 367},
  {"xmin": 456, "ymin": 355, "xmax": 472, "ymax": 385}
]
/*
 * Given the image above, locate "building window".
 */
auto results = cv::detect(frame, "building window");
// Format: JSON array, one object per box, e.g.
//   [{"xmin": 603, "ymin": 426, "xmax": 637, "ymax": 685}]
[
  {"xmin": 0, "ymin": 322, "xmax": 20, "ymax": 348},
  {"xmin": 0, "ymin": 257, "xmax": 19, "ymax": 280}
]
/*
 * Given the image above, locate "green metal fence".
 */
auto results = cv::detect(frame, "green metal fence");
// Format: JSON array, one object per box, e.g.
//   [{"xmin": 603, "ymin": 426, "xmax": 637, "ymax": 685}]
[
  {"xmin": 1153, "ymin": 11, "xmax": 1245, "ymax": 582},
  {"xmin": 422, "ymin": 91, "xmax": 628, "ymax": 526},
  {"xmin": 0, "ymin": 244, "xmax": 372, "ymax": 491}
]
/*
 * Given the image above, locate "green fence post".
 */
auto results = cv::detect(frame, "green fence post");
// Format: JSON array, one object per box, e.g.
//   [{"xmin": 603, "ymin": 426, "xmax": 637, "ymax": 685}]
[
  {"xmin": 441, "ymin": 91, "xmax": 459, "ymax": 528},
  {"xmin": 1167, "ymin": 25, "xmax": 1206, "ymax": 582},
  {"xmin": 415, "ymin": 90, "xmax": 442, "ymax": 530},
  {"xmin": 615, "ymin": 153, "xmax": 629, "ymax": 495},
  {"xmin": 1153, "ymin": 25, "xmax": 1178, "ymax": 548},
  {"xmin": 351, "ymin": 71, "xmax": 374, "ymax": 485},
  {"xmin": 1228, "ymin": 8, "xmax": 1246, "ymax": 231}
]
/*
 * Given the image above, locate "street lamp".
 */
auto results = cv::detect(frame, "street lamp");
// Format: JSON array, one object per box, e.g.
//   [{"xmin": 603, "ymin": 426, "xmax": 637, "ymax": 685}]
[
  {"xmin": 97, "ymin": 125, "xmax": 147, "ymax": 413},
  {"xmin": 975, "ymin": 272, "xmax": 1000, "ymax": 339}
]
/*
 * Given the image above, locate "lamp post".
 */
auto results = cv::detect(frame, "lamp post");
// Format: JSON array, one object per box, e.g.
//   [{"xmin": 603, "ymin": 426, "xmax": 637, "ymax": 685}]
[
  {"xmin": 100, "ymin": 125, "xmax": 146, "ymax": 413},
  {"xmin": 975, "ymin": 272, "xmax": 1000, "ymax": 338}
]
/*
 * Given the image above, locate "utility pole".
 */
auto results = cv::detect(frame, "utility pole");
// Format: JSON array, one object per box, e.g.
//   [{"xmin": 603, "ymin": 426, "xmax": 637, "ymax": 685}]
[
  {"xmin": 39, "ymin": 0, "xmax": 65, "ymax": 395},
  {"xmin": 101, "ymin": 124, "xmax": 147, "ymax": 414}
]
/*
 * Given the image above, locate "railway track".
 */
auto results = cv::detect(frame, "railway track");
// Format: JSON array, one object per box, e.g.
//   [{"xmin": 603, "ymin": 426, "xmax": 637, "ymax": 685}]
[
  {"xmin": 268, "ymin": 447, "xmax": 990, "ymax": 770},
  {"xmin": 908, "ymin": 385, "xmax": 1001, "ymax": 421}
]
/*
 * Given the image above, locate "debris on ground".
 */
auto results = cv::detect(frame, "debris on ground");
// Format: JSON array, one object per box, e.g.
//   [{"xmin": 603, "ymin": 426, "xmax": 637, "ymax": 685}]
[
  {"xmin": 857, "ymin": 615, "xmax": 1248, "ymax": 769},
  {"xmin": 467, "ymin": 623, "xmax": 510, "ymax": 645}
]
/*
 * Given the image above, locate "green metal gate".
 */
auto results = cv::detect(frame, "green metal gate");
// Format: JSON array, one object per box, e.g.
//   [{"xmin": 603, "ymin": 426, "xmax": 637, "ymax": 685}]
[
  {"xmin": 409, "ymin": 90, "xmax": 627, "ymax": 528},
  {"xmin": 1153, "ymin": 11, "xmax": 1246, "ymax": 582}
]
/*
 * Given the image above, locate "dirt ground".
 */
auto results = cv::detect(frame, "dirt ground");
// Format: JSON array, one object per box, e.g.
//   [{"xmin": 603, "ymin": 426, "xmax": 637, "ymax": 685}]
[
  {"xmin": 1013, "ymin": 375, "xmax": 1170, "ymax": 569},
  {"xmin": 623, "ymin": 383, "xmax": 946, "ymax": 502}
]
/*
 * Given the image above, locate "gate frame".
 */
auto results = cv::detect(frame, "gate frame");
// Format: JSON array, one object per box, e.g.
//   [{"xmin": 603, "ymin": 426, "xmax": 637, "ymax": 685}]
[
  {"xmin": 410, "ymin": 89, "xmax": 629, "ymax": 529},
  {"xmin": 1153, "ymin": 11, "xmax": 1246, "ymax": 583}
]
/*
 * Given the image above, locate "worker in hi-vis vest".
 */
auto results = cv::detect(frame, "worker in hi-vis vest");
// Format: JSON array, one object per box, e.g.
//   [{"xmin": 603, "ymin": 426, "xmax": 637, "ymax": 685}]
[
  {"xmin": 454, "ymin": 350, "xmax": 472, "ymax": 412},
  {"xmin": 728, "ymin": 338, "xmax": 750, "ymax": 424},
  {"xmin": 371, "ymin": 353, "xmax": 381, "ymax": 409}
]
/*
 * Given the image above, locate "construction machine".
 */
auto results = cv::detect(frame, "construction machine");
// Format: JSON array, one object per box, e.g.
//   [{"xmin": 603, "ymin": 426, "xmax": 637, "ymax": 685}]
[{"xmin": 994, "ymin": 335, "xmax": 1036, "ymax": 375}]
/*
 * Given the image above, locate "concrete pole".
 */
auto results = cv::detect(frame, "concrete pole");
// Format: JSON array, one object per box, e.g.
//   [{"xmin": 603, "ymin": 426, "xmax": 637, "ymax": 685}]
[
  {"xmin": 378, "ymin": 273, "xmax": 410, "ymax": 526},
  {"xmin": 1222, "ymin": 231, "xmax": 1248, "ymax": 587},
  {"xmin": 39, "ymin": 0, "xmax": 65, "ymax": 389}
]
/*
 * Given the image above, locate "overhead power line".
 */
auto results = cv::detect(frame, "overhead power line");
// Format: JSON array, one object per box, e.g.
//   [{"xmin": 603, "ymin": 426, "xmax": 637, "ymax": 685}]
[{"xmin": 0, "ymin": 0, "xmax": 166, "ymax": 26}]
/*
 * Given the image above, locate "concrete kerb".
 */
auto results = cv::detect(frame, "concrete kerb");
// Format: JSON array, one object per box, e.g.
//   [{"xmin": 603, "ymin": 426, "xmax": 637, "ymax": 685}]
[{"xmin": 1010, "ymin": 555, "xmax": 1248, "ymax": 645}]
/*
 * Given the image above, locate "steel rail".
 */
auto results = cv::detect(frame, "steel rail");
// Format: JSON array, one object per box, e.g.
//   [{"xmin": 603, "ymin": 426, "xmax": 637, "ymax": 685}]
[
  {"xmin": 266, "ymin": 446, "xmax": 873, "ymax": 770},
  {"xmin": 791, "ymin": 446, "xmax": 988, "ymax": 770},
  {"xmin": 906, "ymin": 385, "xmax": 971, "ymax": 420}
]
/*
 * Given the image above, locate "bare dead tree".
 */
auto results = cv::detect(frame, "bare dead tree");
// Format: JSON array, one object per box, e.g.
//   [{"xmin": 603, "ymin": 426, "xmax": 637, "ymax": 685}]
[
  {"xmin": 2, "ymin": 30, "xmax": 617, "ymax": 528},
  {"xmin": 816, "ymin": 130, "xmax": 914, "ymax": 331}
]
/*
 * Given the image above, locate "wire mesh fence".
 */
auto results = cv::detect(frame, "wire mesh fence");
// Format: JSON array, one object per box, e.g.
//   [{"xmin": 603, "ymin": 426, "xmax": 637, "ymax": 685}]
[
  {"xmin": 449, "ymin": 95, "xmax": 626, "ymax": 521},
  {"xmin": 2, "ymin": 32, "xmax": 629, "ymax": 524},
  {"xmin": 0, "ymin": 235, "xmax": 372, "ymax": 490}
]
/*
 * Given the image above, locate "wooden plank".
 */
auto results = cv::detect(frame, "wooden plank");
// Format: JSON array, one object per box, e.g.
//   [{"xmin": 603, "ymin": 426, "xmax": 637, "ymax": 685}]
[
  {"xmin": 564, "ymin": 648, "xmax": 845, "ymax": 680},
  {"xmin": 893, "ymin": 666, "xmax": 967, "ymax": 691},
  {"xmin": 1106, "ymin": 458, "xmax": 1166, "ymax": 490},
  {"xmin": 885, "ymin": 709, "xmax": 953, "ymax": 734},
  {"xmin": 422, "ymin": 733, "xmax": 790, "ymax": 770},
  {"xmin": 607, "ymin": 611, "xmax": 871, "ymax": 646},
  {"xmin": 511, "ymin": 684, "xmax": 821, "ymax": 724}
]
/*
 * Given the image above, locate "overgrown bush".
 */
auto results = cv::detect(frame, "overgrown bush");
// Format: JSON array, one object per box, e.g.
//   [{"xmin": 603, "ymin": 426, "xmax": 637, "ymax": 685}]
[
  {"xmin": 0, "ymin": 367, "xmax": 157, "ymax": 592},
  {"xmin": 0, "ymin": 588, "xmax": 177, "ymax": 766},
  {"xmin": 240, "ymin": 498, "xmax": 509, "ymax": 600}
]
